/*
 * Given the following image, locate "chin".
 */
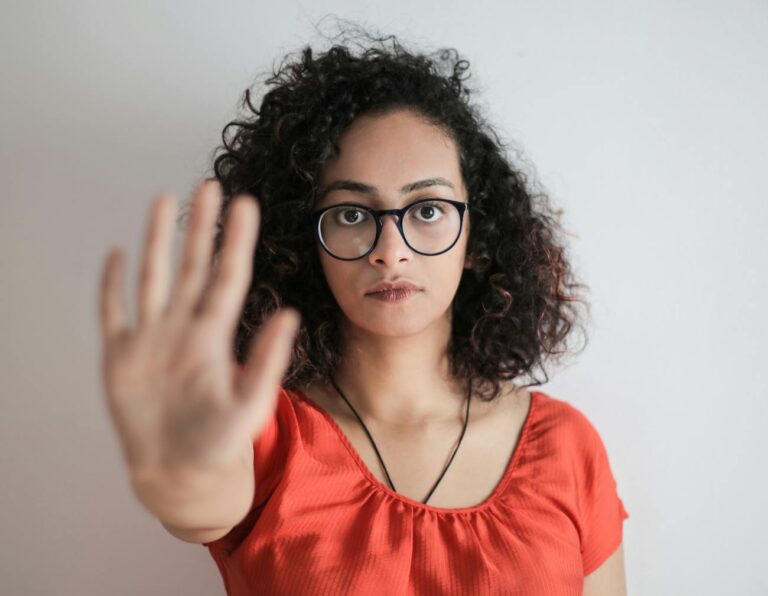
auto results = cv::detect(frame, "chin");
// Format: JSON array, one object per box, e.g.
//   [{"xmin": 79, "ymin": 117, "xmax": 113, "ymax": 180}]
[
  {"xmin": 363, "ymin": 323, "xmax": 425, "ymax": 337},
  {"xmin": 343, "ymin": 304, "xmax": 447, "ymax": 338},
  {"xmin": 355, "ymin": 316, "xmax": 424, "ymax": 337}
]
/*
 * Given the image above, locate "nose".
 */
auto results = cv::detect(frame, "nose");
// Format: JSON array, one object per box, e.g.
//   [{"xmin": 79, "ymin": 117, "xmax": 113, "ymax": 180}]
[{"xmin": 367, "ymin": 214, "xmax": 413, "ymax": 266}]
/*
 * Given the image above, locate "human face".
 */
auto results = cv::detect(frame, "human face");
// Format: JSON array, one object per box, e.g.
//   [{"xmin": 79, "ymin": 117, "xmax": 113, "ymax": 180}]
[{"xmin": 314, "ymin": 109, "xmax": 471, "ymax": 338}]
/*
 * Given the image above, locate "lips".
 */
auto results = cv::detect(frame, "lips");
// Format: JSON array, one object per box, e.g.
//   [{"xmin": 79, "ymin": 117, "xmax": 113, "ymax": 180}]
[{"xmin": 365, "ymin": 279, "xmax": 422, "ymax": 294}]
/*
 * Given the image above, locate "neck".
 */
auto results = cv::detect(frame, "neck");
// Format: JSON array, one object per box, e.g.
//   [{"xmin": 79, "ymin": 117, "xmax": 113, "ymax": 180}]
[{"xmin": 329, "ymin": 314, "xmax": 469, "ymax": 428}]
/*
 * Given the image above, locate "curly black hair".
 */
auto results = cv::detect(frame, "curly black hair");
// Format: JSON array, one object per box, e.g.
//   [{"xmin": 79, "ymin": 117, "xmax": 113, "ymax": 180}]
[{"xmin": 196, "ymin": 18, "xmax": 590, "ymax": 402}]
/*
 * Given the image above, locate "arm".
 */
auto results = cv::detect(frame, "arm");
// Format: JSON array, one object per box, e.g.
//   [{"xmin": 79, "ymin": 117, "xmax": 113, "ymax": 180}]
[
  {"xmin": 583, "ymin": 541, "xmax": 627, "ymax": 596},
  {"xmin": 161, "ymin": 520, "xmax": 238, "ymax": 545}
]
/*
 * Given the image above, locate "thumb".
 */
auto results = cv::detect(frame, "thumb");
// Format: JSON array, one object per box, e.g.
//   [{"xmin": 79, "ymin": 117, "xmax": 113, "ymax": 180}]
[{"xmin": 235, "ymin": 307, "xmax": 301, "ymax": 436}]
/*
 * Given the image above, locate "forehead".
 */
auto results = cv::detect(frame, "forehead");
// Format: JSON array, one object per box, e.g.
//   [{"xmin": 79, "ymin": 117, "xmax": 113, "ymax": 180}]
[{"xmin": 317, "ymin": 110, "xmax": 465, "ymax": 203}]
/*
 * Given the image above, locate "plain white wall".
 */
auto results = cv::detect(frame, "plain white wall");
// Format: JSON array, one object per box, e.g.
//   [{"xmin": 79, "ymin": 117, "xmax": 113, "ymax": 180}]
[{"xmin": 2, "ymin": 1, "xmax": 766, "ymax": 594}]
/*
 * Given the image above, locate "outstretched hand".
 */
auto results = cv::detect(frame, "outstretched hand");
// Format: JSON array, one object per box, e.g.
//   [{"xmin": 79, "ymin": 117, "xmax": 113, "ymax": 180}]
[{"xmin": 98, "ymin": 179, "xmax": 300, "ymax": 483}]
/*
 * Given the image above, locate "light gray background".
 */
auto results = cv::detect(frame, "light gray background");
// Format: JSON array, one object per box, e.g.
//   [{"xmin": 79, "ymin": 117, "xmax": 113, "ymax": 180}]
[{"xmin": 2, "ymin": 1, "xmax": 766, "ymax": 595}]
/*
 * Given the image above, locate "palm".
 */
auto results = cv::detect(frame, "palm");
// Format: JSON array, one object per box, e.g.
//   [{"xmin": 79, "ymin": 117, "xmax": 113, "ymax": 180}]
[{"xmin": 98, "ymin": 180, "xmax": 299, "ymax": 480}]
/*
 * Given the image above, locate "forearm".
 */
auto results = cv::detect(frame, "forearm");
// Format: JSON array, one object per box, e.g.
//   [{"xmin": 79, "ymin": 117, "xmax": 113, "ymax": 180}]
[{"xmin": 130, "ymin": 456, "xmax": 254, "ymax": 531}]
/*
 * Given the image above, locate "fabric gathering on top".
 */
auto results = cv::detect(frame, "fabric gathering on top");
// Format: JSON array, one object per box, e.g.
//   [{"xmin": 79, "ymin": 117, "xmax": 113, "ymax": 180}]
[{"xmin": 202, "ymin": 381, "xmax": 629, "ymax": 595}]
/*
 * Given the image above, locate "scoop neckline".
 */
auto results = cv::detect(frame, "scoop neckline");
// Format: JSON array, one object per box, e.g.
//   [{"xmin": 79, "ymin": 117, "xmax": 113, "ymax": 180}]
[{"xmin": 289, "ymin": 386, "xmax": 538, "ymax": 515}]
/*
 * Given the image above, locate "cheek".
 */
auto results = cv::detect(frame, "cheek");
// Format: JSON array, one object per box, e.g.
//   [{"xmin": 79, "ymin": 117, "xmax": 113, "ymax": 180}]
[
  {"xmin": 318, "ymin": 249, "xmax": 357, "ymax": 299},
  {"xmin": 430, "ymin": 256, "xmax": 466, "ymax": 302}
]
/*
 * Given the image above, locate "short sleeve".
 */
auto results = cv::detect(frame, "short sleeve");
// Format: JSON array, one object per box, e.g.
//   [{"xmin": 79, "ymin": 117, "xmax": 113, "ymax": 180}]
[
  {"xmin": 569, "ymin": 406, "xmax": 630, "ymax": 576},
  {"xmin": 201, "ymin": 375, "xmax": 294, "ymax": 551}
]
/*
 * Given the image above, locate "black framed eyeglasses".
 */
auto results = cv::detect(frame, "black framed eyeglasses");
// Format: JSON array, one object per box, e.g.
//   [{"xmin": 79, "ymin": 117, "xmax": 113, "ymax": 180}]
[{"xmin": 311, "ymin": 198, "xmax": 469, "ymax": 261}]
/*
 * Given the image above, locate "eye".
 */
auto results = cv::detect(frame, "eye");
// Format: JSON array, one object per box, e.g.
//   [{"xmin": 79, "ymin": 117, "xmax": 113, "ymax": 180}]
[
  {"xmin": 409, "ymin": 200, "xmax": 447, "ymax": 223},
  {"xmin": 334, "ymin": 206, "xmax": 370, "ymax": 226}
]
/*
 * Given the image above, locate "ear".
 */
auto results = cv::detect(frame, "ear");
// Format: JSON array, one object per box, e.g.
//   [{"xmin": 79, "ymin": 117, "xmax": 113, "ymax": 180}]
[{"xmin": 464, "ymin": 253, "xmax": 474, "ymax": 270}]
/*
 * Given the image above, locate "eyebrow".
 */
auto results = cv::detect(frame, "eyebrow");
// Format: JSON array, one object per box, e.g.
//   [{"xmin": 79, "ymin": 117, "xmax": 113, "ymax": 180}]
[{"xmin": 317, "ymin": 177, "xmax": 455, "ymax": 204}]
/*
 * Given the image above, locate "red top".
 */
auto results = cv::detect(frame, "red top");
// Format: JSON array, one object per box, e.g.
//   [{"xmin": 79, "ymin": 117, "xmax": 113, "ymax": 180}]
[{"xmin": 203, "ymin": 386, "xmax": 629, "ymax": 595}]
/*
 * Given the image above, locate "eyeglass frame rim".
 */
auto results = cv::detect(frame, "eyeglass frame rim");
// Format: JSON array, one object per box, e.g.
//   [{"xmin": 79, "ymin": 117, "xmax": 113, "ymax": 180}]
[{"xmin": 310, "ymin": 197, "xmax": 470, "ymax": 261}]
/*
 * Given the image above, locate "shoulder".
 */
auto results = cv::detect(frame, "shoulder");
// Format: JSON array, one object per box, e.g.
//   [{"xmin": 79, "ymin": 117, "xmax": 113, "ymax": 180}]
[
  {"xmin": 531, "ymin": 391, "xmax": 602, "ymax": 438},
  {"xmin": 527, "ymin": 390, "xmax": 613, "ymax": 467},
  {"xmin": 276, "ymin": 384, "xmax": 337, "ymax": 436}
]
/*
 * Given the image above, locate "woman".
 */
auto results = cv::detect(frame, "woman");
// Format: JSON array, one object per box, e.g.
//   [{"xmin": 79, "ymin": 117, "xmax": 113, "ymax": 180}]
[{"xmin": 99, "ymin": 23, "xmax": 628, "ymax": 596}]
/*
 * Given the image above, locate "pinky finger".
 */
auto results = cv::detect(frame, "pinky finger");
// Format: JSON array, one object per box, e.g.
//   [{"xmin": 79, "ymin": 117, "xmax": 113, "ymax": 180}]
[{"xmin": 100, "ymin": 247, "xmax": 129, "ymax": 344}]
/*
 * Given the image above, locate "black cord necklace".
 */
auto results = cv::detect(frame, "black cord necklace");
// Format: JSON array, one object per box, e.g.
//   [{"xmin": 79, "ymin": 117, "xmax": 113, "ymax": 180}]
[{"xmin": 328, "ymin": 375, "xmax": 472, "ymax": 505}]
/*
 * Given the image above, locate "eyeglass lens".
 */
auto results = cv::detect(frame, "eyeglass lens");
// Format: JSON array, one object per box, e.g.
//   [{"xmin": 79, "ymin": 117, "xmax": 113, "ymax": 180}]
[{"xmin": 318, "ymin": 200, "xmax": 461, "ymax": 259}]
